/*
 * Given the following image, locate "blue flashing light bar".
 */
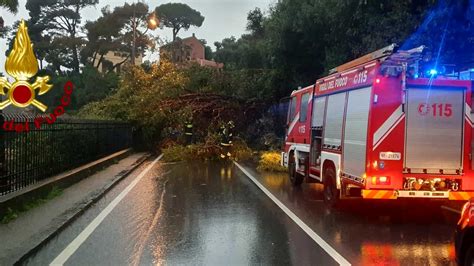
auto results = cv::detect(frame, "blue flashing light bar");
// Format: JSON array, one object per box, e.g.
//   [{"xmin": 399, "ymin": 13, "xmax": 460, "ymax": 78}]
[{"xmin": 429, "ymin": 69, "xmax": 438, "ymax": 76}]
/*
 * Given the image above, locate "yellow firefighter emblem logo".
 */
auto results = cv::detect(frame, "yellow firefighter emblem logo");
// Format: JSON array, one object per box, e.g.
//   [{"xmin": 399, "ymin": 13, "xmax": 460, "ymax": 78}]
[{"xmin": 0, "ymin": 20, "xmax": 52, "ymax": 112}]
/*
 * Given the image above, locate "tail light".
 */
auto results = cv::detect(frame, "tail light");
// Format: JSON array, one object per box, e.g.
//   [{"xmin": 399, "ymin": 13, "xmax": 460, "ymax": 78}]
[{"xmin": 371, "ymin": 176, "xmax": 391, "ymax": 185}]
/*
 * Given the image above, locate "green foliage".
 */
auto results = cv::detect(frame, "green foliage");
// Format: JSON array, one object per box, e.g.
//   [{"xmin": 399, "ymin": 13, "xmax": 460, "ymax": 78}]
[
  {"xmin": 214, "ymin": 36, "xmax": 265, "ymax": 70},
  {"xmin": 155, "ymin": 3, "xmax": 205, "ymax": 40},
  {"xmin": 23, "ymin": 187, "xmax": 63, "ymax": 211},
  {"xmin": 162, "ymin": 137, "xmax": 252, "ymax": 162},
  {"xmin": 246, "ymin": 7, "xmax": 264, "ymax": 37},
  {"xmin": 37, "ymin": 65, "xmax": 118, "ymax": 112},
  {"xmin": 75, "ymin": 66, "xmax": 119, "ymax": 107},
  {"xmin": 257, "ymin": 151, "xmax": 286, "ymax": 172},
  {"xmin": 182, "ymin": 63, "xmax": 216, "ymax": 92},
  {"xmin": 162, "ymin": 142, "xmax": 220, "ymax": 162},
  {"xmin": 199, "ymin": 39, "xmax": 213, "ymax": 60},
  {"xmin": 0, "ymin": 0, "xmax": 18, "ymax": 13},
  {"xmin": 79, "ymin": 61, "xmax": 187, "ymax": 145},
  {"xmin": 81, "ymin": 3, "xmax": 156, "ymax": 72},
  {"xmin": 162, "ymin": 145, "xmax": 195, "ymax": 162},
  {"xmin": 22, "ymin": 0, "xmax": 99, "ymax": 73},
  {"xmin": 182, "ymin": 62, "xmax": 273, "ymax": 101},
  {"xmin": 245, "ymin": 112, "xmax": 284, "ymax": 150},
  {"xmin": 231, "ymin": 138, "xmax": 253, "ymax": 162},
  {"xmin": 1, "ymin": 208, "xmax": 18, "ymax": 224}
]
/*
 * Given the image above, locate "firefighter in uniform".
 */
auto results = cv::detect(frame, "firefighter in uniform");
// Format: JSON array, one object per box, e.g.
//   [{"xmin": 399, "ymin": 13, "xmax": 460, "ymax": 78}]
[
  {"xmin": 184, "ymin": 118, "xmax": 193, "ymax": 145},
  {"xmin": 219, "ymin": 121, "xmax": 235, "ymax": 159}
]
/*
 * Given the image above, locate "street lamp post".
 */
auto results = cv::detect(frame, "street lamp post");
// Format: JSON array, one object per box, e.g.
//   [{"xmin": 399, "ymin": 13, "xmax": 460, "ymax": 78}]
[{"xmin": 131, "ymin": 8, "xmax": 158, "ymax": 66}]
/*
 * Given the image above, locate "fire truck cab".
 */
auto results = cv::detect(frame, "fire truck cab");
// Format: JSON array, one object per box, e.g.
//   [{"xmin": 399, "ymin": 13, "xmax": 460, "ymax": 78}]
[{"xmin": 282, "ymin": 44, "xmax": 474, "ymax": 206}]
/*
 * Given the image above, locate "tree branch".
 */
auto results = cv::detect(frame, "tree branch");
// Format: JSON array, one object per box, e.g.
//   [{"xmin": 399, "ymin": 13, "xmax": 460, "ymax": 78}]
[
  {"xmin": 108, "ymin": 55, "xmax": 130, "ymax": 73},
  {"xmin": 91, "ymin": 50, "xmax": 98, "ymax": 66},
  {"xmin": 96, "ymin": 53, "xmax": 105, "ymax": 68}
]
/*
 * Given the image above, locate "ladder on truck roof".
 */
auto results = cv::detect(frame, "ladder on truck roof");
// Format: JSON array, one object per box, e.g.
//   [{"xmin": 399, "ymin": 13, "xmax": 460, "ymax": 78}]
[
  {"xmin": 328, "ymin": 44, "xmax": 427, "ymax": 74},
  {"xmin": 381, "ymin": 45, "xmax": 426, "ymax": 67},
  {"xmin": 329, "ymin": 44, "xmax": 397, "ymax": 74}
]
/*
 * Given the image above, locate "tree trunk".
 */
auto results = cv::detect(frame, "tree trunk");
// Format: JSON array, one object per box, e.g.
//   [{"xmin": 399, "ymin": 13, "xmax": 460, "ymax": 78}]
[
  {"xmin": 96, "ymin": 54, "xmax": 105, "ymax": 69},
  {"xmin": 69, "ymin": 28, "xmax": 80, "ymax": 72},
  {"xmin": 173, "ymin": 27, "xmax": 180, "ymax": 41},
  {"xmin": 71, "ymin": 41, "xmax": 80, "ymax": 73},
  {"xmin": 91, "ymin": 51, "xmax": 97, "ymax": 66},
  {"xmin": 70, "ymin": 5, "xmax": 80, "ymax": 73}
]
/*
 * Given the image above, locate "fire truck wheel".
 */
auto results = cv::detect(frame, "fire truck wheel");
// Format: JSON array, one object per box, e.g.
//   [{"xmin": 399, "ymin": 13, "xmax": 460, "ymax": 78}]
[
  {"xmin": 464, "ymin": 243, "xmax": 474, "ymax": 266},
  {"xmin": 323, "ymin": 167, "xmax": 340, "ymax": 207},
  {"xmin": 288, "ymin": 157, "xmax": 304, "ymax": 186}
]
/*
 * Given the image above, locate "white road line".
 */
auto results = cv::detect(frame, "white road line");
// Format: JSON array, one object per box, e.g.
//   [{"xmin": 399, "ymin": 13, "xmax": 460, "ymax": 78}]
[
  {"xmin": 50, "ymin": 154, "xmax": 163, "ymax": 266},
  {"xmin": 234, "ymin": 162, "xmax": 351, "ymax": 266},
  {"xmin": 441, "ymin": 205, "xmax": 461, "ymax": 214}
]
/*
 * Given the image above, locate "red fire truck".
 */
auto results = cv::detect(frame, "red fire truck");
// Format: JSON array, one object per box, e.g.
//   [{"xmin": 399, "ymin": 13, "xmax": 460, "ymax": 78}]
[{"xmin": 281, "ymin": 44, "xmax": 474, "ymax": 206}]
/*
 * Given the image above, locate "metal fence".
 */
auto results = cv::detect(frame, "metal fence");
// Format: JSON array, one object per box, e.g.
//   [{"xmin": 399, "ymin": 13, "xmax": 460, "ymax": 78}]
[{"xmin": 0, "ymin": 113, "xmax": 132, "ymax": 196}]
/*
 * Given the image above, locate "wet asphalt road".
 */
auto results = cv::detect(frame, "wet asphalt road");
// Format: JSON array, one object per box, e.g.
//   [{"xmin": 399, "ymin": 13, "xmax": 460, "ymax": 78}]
[{"xmin": 23, "ymin": 157, "xmax": 462, "ymax": 265}]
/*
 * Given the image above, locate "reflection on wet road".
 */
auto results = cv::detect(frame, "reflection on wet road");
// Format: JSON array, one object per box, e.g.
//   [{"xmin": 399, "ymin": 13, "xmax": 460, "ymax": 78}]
[
  {"xmin": 23, "ymin": 158, "xmax": 461, "ymax": 265},
  {"xmin": 241, "ymin": 163, "xmax": 461, "ymax": 266}
]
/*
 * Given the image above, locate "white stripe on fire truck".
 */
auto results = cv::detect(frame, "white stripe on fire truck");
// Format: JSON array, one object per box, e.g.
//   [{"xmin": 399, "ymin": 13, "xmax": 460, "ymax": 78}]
[
  {"xmin": 285, "ymin": 142, "xmax": 310, "ymax": 147},
  {"xmin": 466, "ymin": 115, "xmax": 473, "ymax": 128},
  {"xmin": 373, "ymin": 105, "xmax": 404, "ymax": 150},
  {"xmin": 465, "ymin": 103, "xmax": 473, "ymax": 127},
  {"xmin": 373, "ymin": 115, "xmax": 405, "ymax": 151},
  {"xmin": 286, "ymin": 113, "xmax": 300, "ymax": 140}
]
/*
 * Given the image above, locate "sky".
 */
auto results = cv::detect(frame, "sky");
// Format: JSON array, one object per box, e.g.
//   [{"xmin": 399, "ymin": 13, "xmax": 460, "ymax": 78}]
[{"xmin": 0, "ymin": 0, "xmax": 275, "ymax": 73}]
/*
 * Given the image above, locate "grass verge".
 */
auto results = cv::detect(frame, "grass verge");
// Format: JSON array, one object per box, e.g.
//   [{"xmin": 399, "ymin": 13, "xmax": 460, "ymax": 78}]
[{"xmin": 1, "ymin": 186, "xmax": 63, "ymax": 224}]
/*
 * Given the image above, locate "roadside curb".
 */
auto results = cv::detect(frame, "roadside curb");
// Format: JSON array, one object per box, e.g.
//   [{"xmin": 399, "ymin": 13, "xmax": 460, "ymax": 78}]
[
  {"xmin": 14, "ymin": 152, "xmax": 153, "ymax": 265},
  {"xmin": 0, "ymin": 148, "xmax": 133, "ymax": 217}
]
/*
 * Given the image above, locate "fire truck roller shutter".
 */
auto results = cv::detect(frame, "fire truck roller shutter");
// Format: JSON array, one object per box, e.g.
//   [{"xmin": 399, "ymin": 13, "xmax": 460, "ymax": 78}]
[
  {"xmin": 323, "ymin": 93, "xmax": 346, "ymax": 148},
  {"xmin": 405, "ymin": 86, "xmax": 464, "ymax": 174},
  {"xmin": 343, "ymin": 87, "xmax": 372, "ymax": 178}
]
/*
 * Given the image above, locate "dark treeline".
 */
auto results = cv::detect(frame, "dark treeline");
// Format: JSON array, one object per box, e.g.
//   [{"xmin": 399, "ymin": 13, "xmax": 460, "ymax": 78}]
[{"xmin": 211, "ymin": 0, "xmax": 474, "ymax": 101}]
